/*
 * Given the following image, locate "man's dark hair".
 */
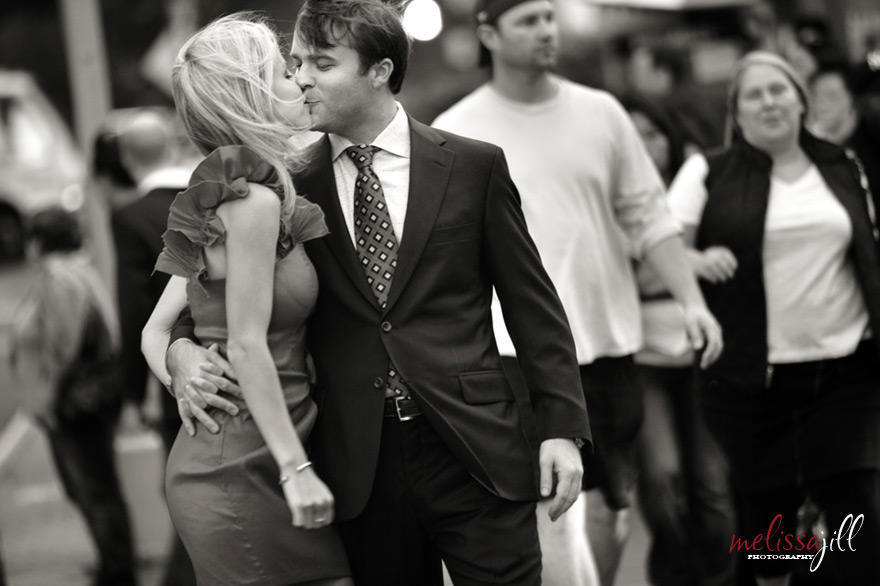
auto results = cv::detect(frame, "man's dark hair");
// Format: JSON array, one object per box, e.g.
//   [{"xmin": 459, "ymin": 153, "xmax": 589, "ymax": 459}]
[
  {"xmin": 29, "ymin": 207, "xmax": 83, "ymax": 254},
  {"xmin": 295, "ymin": 0, "xmax": 411, "ymax": 94}
]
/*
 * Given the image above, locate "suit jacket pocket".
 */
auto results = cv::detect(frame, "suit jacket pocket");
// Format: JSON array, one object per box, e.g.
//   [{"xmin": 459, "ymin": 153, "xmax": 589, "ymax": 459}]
[
  {"xmin": 426, "ymin": 222, "xmax": 479, "ymax": 246},
  {"xmin": 459, "ymin": 370, "xmax": 513, "ymax": 404}
]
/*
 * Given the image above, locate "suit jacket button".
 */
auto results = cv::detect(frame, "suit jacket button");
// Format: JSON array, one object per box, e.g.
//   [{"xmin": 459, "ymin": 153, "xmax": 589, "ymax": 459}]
[
  {"xmin": 381, "ymin": 321, "xmax": 392, "ymax": 333},
  {"xmin": 373, "ymin": 377, "xmax": 384, "ymax": 389}
]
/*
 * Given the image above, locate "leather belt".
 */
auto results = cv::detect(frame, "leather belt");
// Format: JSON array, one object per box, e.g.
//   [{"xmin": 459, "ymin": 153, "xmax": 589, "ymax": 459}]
[{"xmin": 384, "ymin": 396, "xmax": 421, "ymax": 421}]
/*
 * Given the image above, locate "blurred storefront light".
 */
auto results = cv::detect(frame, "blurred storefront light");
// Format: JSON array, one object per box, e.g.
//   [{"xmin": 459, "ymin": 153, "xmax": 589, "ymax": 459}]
[
  {"xmin": 404, "ymin": 0, "xmax": 444, "ymax": 42},
  {"xmin": 442, "ymin": 25, "xmax": 481, "ymax": 70},
  {"xmin": 60, "ymin": 184, "xmax": 85, "ymax": 212}
]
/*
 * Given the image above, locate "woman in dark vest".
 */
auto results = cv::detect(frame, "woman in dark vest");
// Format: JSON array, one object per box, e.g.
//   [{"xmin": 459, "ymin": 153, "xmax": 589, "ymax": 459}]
[{"xmin": 667, "ymin": 51, "xmax": 880, "ymax": 585}]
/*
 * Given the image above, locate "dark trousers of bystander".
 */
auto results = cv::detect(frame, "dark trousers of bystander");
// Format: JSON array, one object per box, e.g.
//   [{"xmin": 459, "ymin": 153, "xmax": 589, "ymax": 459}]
[
  {"xmin": 703, "ymin": 341, "xmax": 880, "ymax": 585},
  {"xmin": 738, "ymin": 471, "xmax": 880, "ymax": 585},
  {"xmin": 636, "ymin": 364, "xmax": 736, "ymax": 586},
  {"xmin": 44, "ymin": 411, "xmax": 136, "ymax": 586}
]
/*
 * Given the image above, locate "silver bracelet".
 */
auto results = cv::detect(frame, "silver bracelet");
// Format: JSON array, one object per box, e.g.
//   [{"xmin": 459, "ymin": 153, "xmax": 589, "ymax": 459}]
[{"xmin": 279, "ymin": 461, "xmax": 313, "ymax": 485}]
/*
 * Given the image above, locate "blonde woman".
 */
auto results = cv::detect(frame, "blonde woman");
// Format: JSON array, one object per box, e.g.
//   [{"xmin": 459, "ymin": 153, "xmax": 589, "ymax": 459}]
[{"xmin": 141, "ymin": 14, "xmax": 350, "ymax": 585}]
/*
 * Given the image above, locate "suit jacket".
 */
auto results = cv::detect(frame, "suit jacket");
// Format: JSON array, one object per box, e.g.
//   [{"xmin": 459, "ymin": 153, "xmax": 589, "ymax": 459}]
[
  {"xmin": 170, "ymin": 118, "xmax": 591, "ymax": 520},
  {"xmin": 296, "ymin": 118, "xmax": 590, "ymax": 520},
  {"xmin": 112, "ymin": 187, "xmax": 178, "ymax": 404}
]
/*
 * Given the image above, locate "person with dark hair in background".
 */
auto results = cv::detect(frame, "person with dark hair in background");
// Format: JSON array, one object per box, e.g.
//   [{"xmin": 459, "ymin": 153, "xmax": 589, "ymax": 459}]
[
  {"xmin": 669, "ymin": 51, "xmax": 880, "ymax": 586},
  {"xmin": 623, "ymin": 95, "xmax": 736, "ymax": 586},
  {"xmin": 111, "ymin": 109, "xmax": 197, "ymax": 586},
  {"xmin": 92, "ymin": 130, "xmax": 136, "ymax": 206},
  {"xmin": 27, "ymin": 207, "xmax": 136, "ymax": 586},
  {"xmin": 162, "ymin": 1, "xmax": 591, "ymax": 584},
  {"xmin": 432, "ymin": 2, "xmax": 723, "ymax": 584},
  {"xmin": 809, "ymin": 61, "xmax": 880, "ymax": 217},
  {"xmin": 0, "ymin": 202, "xmax": 26, "ymax": 263},
  {"xmin": 624, "ymin": 43, "xmax": 726, "ymax": 153}
]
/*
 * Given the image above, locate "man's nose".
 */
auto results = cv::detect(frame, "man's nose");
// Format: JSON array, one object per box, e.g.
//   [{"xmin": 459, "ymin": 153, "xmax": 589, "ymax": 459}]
[
  {"xmin": 295, "ymin": 67, "xmax": 314, "ymax": 90},
  {"xmin": 538, "ymin": 17, "xmax": 557, "ymax": 39}
]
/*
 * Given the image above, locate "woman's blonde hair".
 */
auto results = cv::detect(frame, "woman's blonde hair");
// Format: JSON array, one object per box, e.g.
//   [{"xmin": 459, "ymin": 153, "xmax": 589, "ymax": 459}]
[{"xmin": 172, "ymin": 13, "xmax": 306, "ymax": 237}]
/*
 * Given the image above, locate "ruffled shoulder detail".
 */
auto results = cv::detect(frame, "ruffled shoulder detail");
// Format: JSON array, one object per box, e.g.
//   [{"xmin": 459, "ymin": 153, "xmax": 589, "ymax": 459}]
[
  {"xmin": 153, "ymin": 145, "xmax": 282, "ymax": 282},
  {"xmin": 273, "ymin": 194, "xmax": 330, "ymax": 260},
  {"xmin": 291, "ymin": 195, "xmax": 330, "ymax": 244}
]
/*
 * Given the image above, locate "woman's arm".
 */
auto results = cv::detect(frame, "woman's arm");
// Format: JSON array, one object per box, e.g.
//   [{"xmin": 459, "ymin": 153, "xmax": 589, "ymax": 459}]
[
  {"xmin": 219, "ymin": 182, "xmax": 333, "ymax": 530},
  {"xmin": 142, "ymin": 276, "xmax": 188, "ymax": 388}
]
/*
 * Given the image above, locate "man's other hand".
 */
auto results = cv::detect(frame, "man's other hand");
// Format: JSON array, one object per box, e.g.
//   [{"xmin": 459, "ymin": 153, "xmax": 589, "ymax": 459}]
[{"xmin": 540, "ymin": 438, "xmax": 583, "ymax": 522}]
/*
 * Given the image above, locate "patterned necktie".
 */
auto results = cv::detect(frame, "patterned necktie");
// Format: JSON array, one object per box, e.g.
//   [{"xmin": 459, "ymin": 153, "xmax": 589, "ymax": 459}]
[
  {"xmin": 346, "ymin": 144, "xmax": 398, "ymax": 308},
  {"xmin": 345, "ymin": 144, "xmax": 409, "ymax": 398}
]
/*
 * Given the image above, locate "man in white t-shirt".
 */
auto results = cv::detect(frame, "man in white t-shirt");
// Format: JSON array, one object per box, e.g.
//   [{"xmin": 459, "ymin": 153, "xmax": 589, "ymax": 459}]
[{"xmin": 432, "ymin": 1, "xmax": 723, "ymax": 584}]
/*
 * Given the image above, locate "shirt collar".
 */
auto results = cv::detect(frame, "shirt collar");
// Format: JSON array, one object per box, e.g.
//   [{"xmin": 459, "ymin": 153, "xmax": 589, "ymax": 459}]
[
  {"xmin": 328, "ymin": 102, "xmax": 410, "ymax": 162},
  {"xmin": 137, "ymin": 166, "xmax": 193, "ymax": 195}
]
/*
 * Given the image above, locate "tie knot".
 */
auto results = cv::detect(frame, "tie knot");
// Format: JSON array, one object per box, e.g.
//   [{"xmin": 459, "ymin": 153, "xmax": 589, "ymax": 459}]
[{"xmin": 345, "ymin": 144, "xmax": 379, "ymax": 170}]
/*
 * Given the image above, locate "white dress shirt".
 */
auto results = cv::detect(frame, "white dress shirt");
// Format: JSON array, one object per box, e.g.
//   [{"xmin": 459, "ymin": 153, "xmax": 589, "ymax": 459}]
[{"xmin": 327, "ymin": 104, "xmax": 411, "ymax": 246}]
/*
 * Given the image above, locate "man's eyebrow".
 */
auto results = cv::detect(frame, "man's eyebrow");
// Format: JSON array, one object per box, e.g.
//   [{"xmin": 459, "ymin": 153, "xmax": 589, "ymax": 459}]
[{"xmin": 289, "ymin": 49, "xmax": 336, "ymax": 61}]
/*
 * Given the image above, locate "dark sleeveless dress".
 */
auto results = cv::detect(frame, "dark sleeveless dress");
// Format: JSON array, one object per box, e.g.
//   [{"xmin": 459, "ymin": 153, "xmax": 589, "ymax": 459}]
[{"xmin": 154, "ymin": 146, "xmax": 349, "ymax": 585}]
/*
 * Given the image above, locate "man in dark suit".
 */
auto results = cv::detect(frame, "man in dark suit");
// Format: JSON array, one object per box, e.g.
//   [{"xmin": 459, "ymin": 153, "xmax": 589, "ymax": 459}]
[
  {"xmin": 112, "ymin": 110, "xmax": 196, "ymax": 586},
  {"xmin": 166, "ymin": 1, "xmax": 590, "ymax": 583}
]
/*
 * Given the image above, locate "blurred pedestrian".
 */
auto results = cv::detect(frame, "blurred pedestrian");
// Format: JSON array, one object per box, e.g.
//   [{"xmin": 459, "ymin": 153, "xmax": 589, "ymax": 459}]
[
  {"xmin": 624, "ymin": 44, "xmax": 725, "ymax": 152},
  {"xmin": 668, "ymin": 51, "xmax": 880, "ymax": 585},
  {"xmin": 433, "ymin": 2, "xmax": 723, "ymax": 584},
  {"xmin": 0, "ymin": 202, "xmax": 26, "ymax": 264},
  {"xmin": 809, "ymin": 61, "xmax": 880, "ymax": 216},
  {"xmin": 28, "ymin": 207, "xmax": 136, "ymax": 586},
  {"xmin": 112, "ymin": 109, "xmax": 196, "ymax": 586},
  {"xmin": 623, "ymin": 95, "xmax": 736, "ymax": 586}
]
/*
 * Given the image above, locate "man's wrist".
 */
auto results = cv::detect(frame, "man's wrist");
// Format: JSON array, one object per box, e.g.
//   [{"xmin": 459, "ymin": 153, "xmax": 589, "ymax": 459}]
[{"xmin": 545, "ymin": 437, "xmax": 586, "ymax": 449}]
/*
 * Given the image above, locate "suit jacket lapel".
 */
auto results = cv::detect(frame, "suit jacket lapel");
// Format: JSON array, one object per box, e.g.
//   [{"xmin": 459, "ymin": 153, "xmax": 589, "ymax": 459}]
[
  {"xmin": 298, "ymin": 136, "xmax": 380, "ymax": 309},
  {"xmin": 385, "ymin": 118, "xmax": 454, "ymax": 312}
]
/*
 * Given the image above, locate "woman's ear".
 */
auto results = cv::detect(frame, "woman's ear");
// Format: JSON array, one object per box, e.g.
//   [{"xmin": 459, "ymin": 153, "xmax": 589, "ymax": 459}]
[{"xmin": 370, "ymin": 58, "xmax": 395, "ymax": 89}]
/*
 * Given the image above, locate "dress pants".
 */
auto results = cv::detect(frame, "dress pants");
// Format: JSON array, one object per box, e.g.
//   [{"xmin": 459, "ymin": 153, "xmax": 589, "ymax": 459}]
[{"xmin": 337, "ymin": 414, "xmax": 542, "ymax": 585}]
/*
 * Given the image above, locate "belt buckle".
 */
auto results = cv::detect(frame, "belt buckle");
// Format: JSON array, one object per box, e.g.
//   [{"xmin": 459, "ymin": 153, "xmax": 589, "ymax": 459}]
[{"xmin": 395, "ymin": 396, "xmax": 415, "ymax": 422}]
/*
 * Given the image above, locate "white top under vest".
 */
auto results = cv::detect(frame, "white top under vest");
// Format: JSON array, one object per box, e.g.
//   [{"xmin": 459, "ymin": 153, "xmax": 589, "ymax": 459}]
[{"xmin": 670, "ymin": 154, "xmax": 869, "ymax": 363}]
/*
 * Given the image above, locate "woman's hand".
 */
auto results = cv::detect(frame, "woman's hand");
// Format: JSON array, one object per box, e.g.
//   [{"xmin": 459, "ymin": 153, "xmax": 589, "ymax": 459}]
[
  {"xmin": 694, "ymin": 246, "xmax": 738, "ymax": 283},
  {"xmin": 280, "ymin": 466, "xmax": 335, "ymax": 530}
]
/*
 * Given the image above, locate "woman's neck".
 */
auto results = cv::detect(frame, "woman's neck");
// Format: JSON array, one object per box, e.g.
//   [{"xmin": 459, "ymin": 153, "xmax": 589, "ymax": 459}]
[{"xmin": 768, "ymin": 141, "xmax": 811, "ymax": 182}]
